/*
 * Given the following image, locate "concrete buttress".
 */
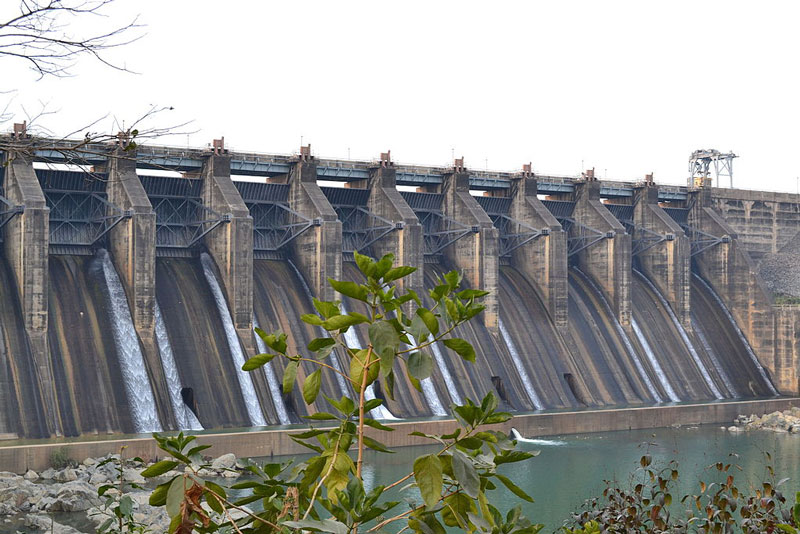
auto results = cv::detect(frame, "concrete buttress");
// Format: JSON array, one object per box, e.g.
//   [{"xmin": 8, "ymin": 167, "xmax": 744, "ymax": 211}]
[
  {"xmin": 508, "ymin": 174, "xmax": 568, "ymax": 327},
  {"xmin": 364, "ymin": 163, "xmax": 424, "ymax": 294},
  {"xmin": 632, "ymin": 184, "xmax": 691, "ymax": 327},
  {"xmin": 1, "ymin": 153, "xmax": 57, "ymax": 436},
  {"xmin": 440, "ymin": 166, "xmax": 499, "ymax": 331},
  {"xmin": 104, "ymin": 149, "xmax": 174, "ymax": 429},
  {"xmin": 287, "ymin": 154, "xmax": 342, "ymax": 302},
  {"xmin": 573, "ymin": 180, "xmax": 631, "ymax": 326}
]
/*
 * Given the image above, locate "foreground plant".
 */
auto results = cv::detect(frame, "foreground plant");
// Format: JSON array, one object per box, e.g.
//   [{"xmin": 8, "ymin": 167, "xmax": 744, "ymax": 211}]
[{"xmin": 143, "ymin": 252, "xmax": 542, "ymax": 534}]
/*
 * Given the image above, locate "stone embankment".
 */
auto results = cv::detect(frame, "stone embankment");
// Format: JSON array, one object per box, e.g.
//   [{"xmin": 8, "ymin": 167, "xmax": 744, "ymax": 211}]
[
  {"xmin": 0, "ymin": 452, "xmax": 244, "ymax": 534},
  {"xmin": 728, "ymin": 407, "xmax": 800, "ymax": 433}
]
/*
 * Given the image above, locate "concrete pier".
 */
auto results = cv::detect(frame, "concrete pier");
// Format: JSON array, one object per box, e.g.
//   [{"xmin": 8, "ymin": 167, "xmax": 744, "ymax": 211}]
[
  {"xmin": 508, "ymin": 170, "xmax": 568, "ymax": 327},
  {"xmin": 286, "ymin": 148, "xmax": 342, "ymax": 301},
  {"xmin": 688, "ymin": 188, "xmax": 790, "ymax": 392},
  {"xmin": 1, "ymin": 153, "xmax": 58, "ymax": 436},
  {"xmin": 573, "ymin": 178, "xmax": 631, "ymax": 326},
  {"xmin": 365, "ymin": 156, "xmax": 424, "ymax": 293},
  {"xmin": 633, "ymin": 181, "xmax": 691, "ymax": 327},
  {"xmin": 103, "ymin": 149, "xmax": 174, "ymax": 429},
  {"xmin": 440, "ymin": 162, "xmax": 499, "ymax": 330}
]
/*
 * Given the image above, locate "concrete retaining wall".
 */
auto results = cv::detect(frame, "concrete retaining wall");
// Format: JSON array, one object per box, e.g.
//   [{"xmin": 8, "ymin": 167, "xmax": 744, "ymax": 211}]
[{"xmin": 1, "ymin": 398, "xmax": 797, "ymax": 474}]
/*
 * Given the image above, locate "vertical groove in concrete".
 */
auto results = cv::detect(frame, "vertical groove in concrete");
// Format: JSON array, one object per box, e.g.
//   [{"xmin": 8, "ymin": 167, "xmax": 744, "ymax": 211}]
[
  {"xmin": 572, "ymin": 180, "xmax": 632, "ymax": 326},
  {"xmin": 287, "ymin": 157, "xmax": 342, "ymax": 302},
  {"xmin": 365, "ymin": 164, "xmax": 424, "ymax": 294},
  {"xmin": 688, "ymin": 188, "xmax": 795, "ymax": 393},
  {"xmin": 1, "ymin": 153, "xmax": 58, "ymax": 436},
  {"xmin": 633, "ymin": 184, "xmax": 691, "ymax": 327},
  {"xmin": 440, "ymin": 168, "xmax": 499, "ymax": 331},
  {"xmin": 104, "ymin": 148, "xmax": 174, "ymax": 429},
  {"xmin": 508, "ymin": 174, "xmax": 568, "ymax": 327}
]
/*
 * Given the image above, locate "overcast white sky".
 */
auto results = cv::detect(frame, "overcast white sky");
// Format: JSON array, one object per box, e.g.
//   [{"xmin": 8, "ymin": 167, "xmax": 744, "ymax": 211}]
[{"xmin": 5, "ymin": 1, "xmax": 800, "ymax": 192}]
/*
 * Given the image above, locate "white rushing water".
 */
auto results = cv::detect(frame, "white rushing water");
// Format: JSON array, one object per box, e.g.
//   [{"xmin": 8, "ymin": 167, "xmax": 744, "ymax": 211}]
[
  {"xmin": 630, "ymin": 319, "xmax": 681, "ymax": 402},
  {"xmin": 636, "ymin": 272, "xmax": 725, "ymax": 400},
  {"xmin": 287, "ymin": 260, "xmax": 350, "ymax": 397},
  {"xmin": 154, "ymin": 302, "xmax": 203, "ymax": 430},
  {"xmin": 430, "ymin": 339, "xmax": 463, "ymax": 406},
  {"xmin": 252, "ymin": 315, "xmax": 292, "ymax": 425},
  {"xmin": 201, "ymin": 253, "xmax": 267, "ymax": 427},
  {"xmin": 510, "ymin": 428, "xmax": 567, "ymax": 446},
  {"xmin": 692, "ymin": 317, "xmax": 738, "ymax": 397},
  {"xmin": 574, "ymin": 268, "xmax": 666, "ymax": 403},
  {"xmin": 692, "ymin": 274, "xmax": 779, "ymax": 395},
  {"xmin": 98, "ymin": 249, "xmax": 162, "ymax": 433},
  {"xmin": 498, "ymin": 317, "xmax": 544, "ymax": 410}
]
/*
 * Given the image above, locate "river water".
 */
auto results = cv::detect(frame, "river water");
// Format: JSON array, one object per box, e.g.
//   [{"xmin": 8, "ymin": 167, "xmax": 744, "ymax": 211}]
[{"xmin": 313, "ymin": 425, "xmax": 800, "ymax": 532}]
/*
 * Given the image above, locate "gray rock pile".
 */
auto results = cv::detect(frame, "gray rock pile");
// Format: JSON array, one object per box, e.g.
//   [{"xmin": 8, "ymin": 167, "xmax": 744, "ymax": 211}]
[
  {"xmin": 0, "ymin": 451, "xmax": 245, "ymax": 532},
  {"xmin": 728, "ymin": 407, "xmax": 800, "ymax": 433}
]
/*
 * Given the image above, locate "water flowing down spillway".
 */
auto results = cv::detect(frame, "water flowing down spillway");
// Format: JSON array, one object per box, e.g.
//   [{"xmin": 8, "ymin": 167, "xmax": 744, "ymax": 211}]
[
  {"xmin": 635, "ymin": 271, "xmax": 725, "ymax": 400},
  {"xmin": 498, "ymin": 317, "xmax": 544, "ymax": 410},
  {"xmin": 498, "ymin": 266, "xmax": 583, "ymax": 409},
  {"xmin": 155, "ymin": 257, "xmax": 252, "ymax": 429},
  {"xmin": 48, "ymin": 254, "xmax": 136, "ymax": 434},
  {"xmin": 201, "ymin": 253, "xmax": 267, "ymax": 427},
  {"xmin": 691, "ymin": 273, "xmax": 778, "ymax": 396},
  {"xmin": 252, "ymin": 315, "xmax": 292, "ymax": 425},
  {"xmin": 155, "ymin": 302, "xmax": 203, "ymax": 431},
  {"xmin": 568, "ymin": 268, "xmax": 663, "ymax": 404},
  {"xmin": 99, "ymin": 250, "xmax": 162, "ymax": 433},
  {"xmin": 629, "ymin": 318, "xmax": 680, "ymax": 402}
]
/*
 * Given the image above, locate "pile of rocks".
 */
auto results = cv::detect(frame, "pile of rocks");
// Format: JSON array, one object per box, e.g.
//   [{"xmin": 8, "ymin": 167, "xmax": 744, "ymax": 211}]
[
  {"xmin": 727, "ymin": 407, "xmax": 800, "ymax": 433},
  {"xmin": 0, "ymin": 452, "xmax": 246, "ymax": 533}
]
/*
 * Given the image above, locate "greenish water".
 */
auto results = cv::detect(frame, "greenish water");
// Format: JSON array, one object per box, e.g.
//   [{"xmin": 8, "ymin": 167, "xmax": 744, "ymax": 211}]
[{"xmin": 339, "ymin": 425, "xmax": 800, "ymax": 532}]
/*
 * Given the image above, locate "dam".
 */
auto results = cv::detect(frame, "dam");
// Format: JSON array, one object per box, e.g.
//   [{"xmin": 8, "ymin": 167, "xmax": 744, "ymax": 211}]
[{"xmin": 0, "ymin": 135, "xmax": 798, "ymax": 439}]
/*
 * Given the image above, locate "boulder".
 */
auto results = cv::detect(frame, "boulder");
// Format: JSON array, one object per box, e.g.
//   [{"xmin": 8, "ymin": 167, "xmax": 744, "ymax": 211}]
[
  {"xmin": 123, "ymin": 468, "xmax": 145, "ymax": 485},
  {"xmin": 23, "ymin": 470, "xmax": 39, "ymax": 481},
  {"xmin": 211, "ymin": 453, "xmax": 237, "ymax": 470},
  {"xmin": 53, "ymin": 469, "xmax": 77, "ymax": 483},
  {"xmin": 46, "ymin": 480, "xmax": 100, "ymax": 512},
  {"xmin": 25, "ymin": 513, "xmax": 83, "ymax": 534}
]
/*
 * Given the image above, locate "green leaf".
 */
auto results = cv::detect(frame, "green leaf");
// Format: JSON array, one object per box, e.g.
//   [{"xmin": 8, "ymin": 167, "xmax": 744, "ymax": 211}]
[
  {"xmin": 323, "ymin": 314, "xmax": 366, "ymax": 331},
  {"xmin": 205, "ymin": 480, "xmax": 227, "ymax": 501},
  {"xmin": 413, "ymin": 454, "xmax": 443, "ymax": 509},
  {"xmin": 441, "ymin": 493, "xmax": 475, "ymax": 528},
  {"xmin": 494, "ymin": 473, "xmax": 534, "ymax": 502},
  {"xmin": 443, "ymin": 338, "xmax": 475, "ymax": 362},
  {"xmin": 416, "ymin": 308, "xmax": 439, "ymax": 336},
  {"xmin": 301, "ymin": 313, "xmax": 324, "ymax": 326},
  {"xmin": 119, "ymin": 495, "xmax": 133, "ymax": 516},
  {"xmin": 350, "ymin": 349, "xmax": 379, "ymax": 386},
  {"xmin": 313, "ymin": 298, "xmax": 340, "ymax": 319},
  {"xmin": 328, "ymin": 278, "xmax": 369, "ymax": 302},
  {"xmin": 369, "ymin": 321, "xmax": 400, "ymax": 357},
  {"xmin": 354, "ymin": 251, "xmax": 376, "ymax": 279},
  {"xmin": 283, "ymin": 519, "xmax": 350, "ymax": 534},
  {"xmin": 451, "ymin": 450, "xmax": 480, "ymax": 498},
  {"xmin": 141, "ymin": 460, "xmax": 178, "ymax": 478},
  {"xmin": 242, "ymin": 353, "xmax": 275, "ymax": 371},
  {"xmin": 375, "ymin": 253, "xmax": 395, "ymax": 279},
  {"xmin": 444, "ymin": 270, "xmax": 461, "ymax": 289},
  {"xmin": 383, "ymin": 265, "xmax": 417, "ymax": 284},
  {"xmin": 364, "ymin": 418, "xmax": 395, "ymax": 431},
  {"xmin": 308, "ymin": 337, "xmax": 335, "ymax": 352},
  {"xmin": 457, "ymin": 289, "xmax": 490, "ymax": 300},
  {"xmin": 149, "ymin": 481, "xmax": 171, "ymax": 506},
  {"xmin": 363, "ymin": 435, "xmax": 394, "ymax": 453},
  {"xmin": 255, "ymin": 328, "xmax": 287, "ymax": 353},
  {"xmin": 166, "ymin": 476, "xmax": 189, "ymax": 518},
  {"xmin": 303, "ymin": 412, "xmax": 338, "ymax": 421},
  {"xmin": 326, "ymin": 395, "xmax": 355, "ymax": 415},
  {"xmin": 303, "ymin": 369, "xmax": 322, "ymax": 404},
  {"xmin": 283, "ymin": 361, "xmax": 299, "ymax": 393},
  {"xmin": 407, "ymin": 351, "xmax": 434, "ymax": 380},
  {"xmin": 409, "ymin": 315, "xmax": 430, "ymax": 345}
]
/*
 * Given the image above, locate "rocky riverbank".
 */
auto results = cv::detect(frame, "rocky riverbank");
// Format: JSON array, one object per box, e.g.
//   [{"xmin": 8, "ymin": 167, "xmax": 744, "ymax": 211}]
[
  {"xmin": 728, "ymin": 406, "xmax": 800, "ymax": 433},
  {"xmin": 0, "ymin": 452, "xmax": 245, "ymax": 534}
]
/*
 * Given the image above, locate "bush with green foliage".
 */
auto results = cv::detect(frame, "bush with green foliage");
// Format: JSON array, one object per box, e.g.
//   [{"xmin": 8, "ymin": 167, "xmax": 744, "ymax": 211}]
[
  {"xmin": 49, "ymin": 447, "xmax": 75, "ymax": 469},
  {"xmin": 91, "ymin": 447, "xmax": 150, "ymax": 534},
  {"xmin": 143, "ymin": 252, "xmax": 542, "ymax": 534}
]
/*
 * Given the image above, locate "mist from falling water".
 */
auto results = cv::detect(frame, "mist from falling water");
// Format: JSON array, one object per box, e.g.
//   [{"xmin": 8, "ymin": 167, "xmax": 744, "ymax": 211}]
[
  {"xmin": 692, "ymin": 274, "xmax": 779, "ymax": 395},
  {"xmin": 201, "ymin": 253, "xmax": 267, "ymax": 427},
  {"xmin": 635, "ymin": 271, "xmax": 725, "ymax": 399},
  {"xmin": 98, "ymin": 249, "xmax": 162, "ymax": 433},
  {"xmin": 498, "ymin": 317, "xmax": 544, "ymax": 410},
  {"xmin": 252, "ymin": 315, "xmax": 292, "ymax": 425},
  {"xmin": 574, "ymin": 268, "xmax": 667, "ymax": 403},
  {"xmin": 154, "ymin": 302, "xmax": 203, "ymax": 430}
]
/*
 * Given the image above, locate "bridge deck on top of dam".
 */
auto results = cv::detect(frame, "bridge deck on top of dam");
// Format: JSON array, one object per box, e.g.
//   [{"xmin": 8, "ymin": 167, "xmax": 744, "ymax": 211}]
[{"xmin": 30, "ymin": 142, "xmax": 689, "ymax": 200}]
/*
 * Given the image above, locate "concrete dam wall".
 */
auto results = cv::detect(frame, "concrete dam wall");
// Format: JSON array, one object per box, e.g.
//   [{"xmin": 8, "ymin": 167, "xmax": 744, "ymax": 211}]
[{"xmin": 0, "ymin": 140, "xmax": 796, "ymax": 439}]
